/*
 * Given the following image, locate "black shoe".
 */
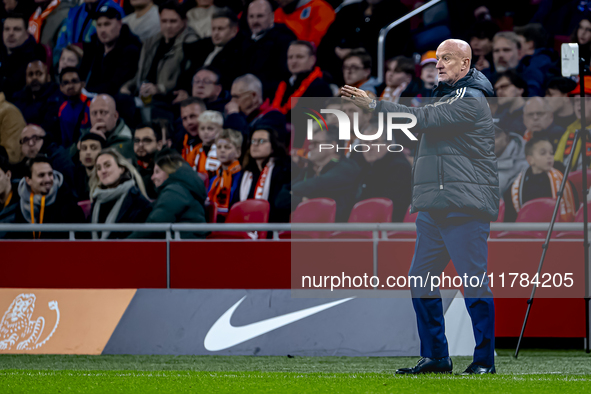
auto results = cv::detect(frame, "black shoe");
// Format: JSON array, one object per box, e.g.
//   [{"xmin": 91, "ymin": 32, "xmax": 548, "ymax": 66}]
[
  {"xmin": 395, "ymin": 357, "xmax": 453, "ymax": 375},
  {"xmin": 459, "ymin": 363, "xmax": 496, "ymax": 375}
]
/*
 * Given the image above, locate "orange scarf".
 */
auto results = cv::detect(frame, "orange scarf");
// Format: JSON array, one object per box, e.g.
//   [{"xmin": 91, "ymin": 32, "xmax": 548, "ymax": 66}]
[
  {"xmin": 28, "ymin": 0, "xmax": 61, "ymax": 42},
  {"xmin": 511, "ymin": 167, "xmax": 575, "ymax": 222},
  {"xmin": 208, "ymin": 160, "xmax": 241, "ymax": 213},
  {"xmin": 182, "ymin": 134, "xmax": 199, "ymax": 162},
  {"xmin": 30, "ymin": 193, "xmax": 46, "ymax": 239},
  {"xmin": 3, "ymin": 190, "xmax": 12, "ymax": 208},
  {"xmin": 272, "ymin": 67, "xmax": 323, "ymax": 115}
]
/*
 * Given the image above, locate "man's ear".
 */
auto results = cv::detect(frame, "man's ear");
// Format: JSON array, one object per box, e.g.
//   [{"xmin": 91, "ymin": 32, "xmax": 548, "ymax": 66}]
[
  {"xmin": 6, "ymin": 170, "xmax": 11, "ymax": 180},
  {"xmin": 526, "ymin": 155, "xmax": 534, "ymax": 166},
  {"xmin": 114, "ymin": 110, "xmax": 119, "ymax": 121},
  {"xmin": 157, "ymin": 140, "xmax": 164, "ymax": 150},
  {"xmin": 25, "ymin": 176, "xmax": 32, "ymax": 187}
]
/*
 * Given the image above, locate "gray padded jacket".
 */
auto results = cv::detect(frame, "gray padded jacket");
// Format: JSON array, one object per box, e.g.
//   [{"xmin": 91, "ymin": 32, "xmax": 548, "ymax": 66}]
[{"xmin": 377, "ymin": 68, "xmax": 500, "ymax": 221}]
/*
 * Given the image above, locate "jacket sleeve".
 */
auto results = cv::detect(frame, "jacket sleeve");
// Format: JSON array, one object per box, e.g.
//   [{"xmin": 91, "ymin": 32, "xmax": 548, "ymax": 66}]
[
  {"xmin": 377, "ymin": 87, "xmax": 486, "ymax": 132},
  {"xmin": 0, "ymin": 104, "xmax": 26, "ymax": 164},
  {"xmin": 146, "ymin": 187, "xmax": 187, "ymax": 223}
]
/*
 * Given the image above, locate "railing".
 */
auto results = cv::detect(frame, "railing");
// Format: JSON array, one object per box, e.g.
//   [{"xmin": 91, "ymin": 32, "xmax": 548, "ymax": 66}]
[{"xmin": 377, "ymin": 0, "xmax": 444, "ymax": 84}]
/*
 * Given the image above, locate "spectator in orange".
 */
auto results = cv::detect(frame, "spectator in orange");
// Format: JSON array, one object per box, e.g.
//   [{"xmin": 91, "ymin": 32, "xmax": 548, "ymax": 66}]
[
  {"xmin": 504, "ymin": 137, "xmax": 575, "ymax": 222},
  {"xmin": 185, "ymin": 110, "xmax": 222, "ymax": 175},
  {"xmin": 271, "ymin": 40, "xmax": 332, "ymax": 117},
  {"xmin": 274, "ymin": 0, "xmax": 335, "ymax": 48},
  {"xmin": 207, "ymin": 128, "xmax": 243, "ymax": 219},
  {"xmin": 179, "ymin": 97, "xmax": 206, "ymax": 161}
]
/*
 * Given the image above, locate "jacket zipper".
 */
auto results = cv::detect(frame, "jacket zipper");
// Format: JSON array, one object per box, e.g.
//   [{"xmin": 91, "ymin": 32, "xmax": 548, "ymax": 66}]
[{"xmin": 438, "ymin": 155, "xmax": 444, "ymax": 189}]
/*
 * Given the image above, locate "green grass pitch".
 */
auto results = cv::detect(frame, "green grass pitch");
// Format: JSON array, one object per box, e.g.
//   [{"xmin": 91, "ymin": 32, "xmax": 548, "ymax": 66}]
[{"xmin": 1, "ymin": 350, "xmax": 590, "ymax": 393}]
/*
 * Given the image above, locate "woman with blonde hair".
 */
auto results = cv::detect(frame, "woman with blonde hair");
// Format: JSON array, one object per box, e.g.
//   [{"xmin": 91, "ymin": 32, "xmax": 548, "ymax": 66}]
[{"xmin": 89, "ymin": 149, "xmax": 151, "ymax": 239}]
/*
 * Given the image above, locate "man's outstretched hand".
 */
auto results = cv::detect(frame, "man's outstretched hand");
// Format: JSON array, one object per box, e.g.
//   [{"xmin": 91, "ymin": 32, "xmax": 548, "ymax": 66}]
[{"xmin": 340, "ymin": 85, "xmax": 372, "ymax": 109}]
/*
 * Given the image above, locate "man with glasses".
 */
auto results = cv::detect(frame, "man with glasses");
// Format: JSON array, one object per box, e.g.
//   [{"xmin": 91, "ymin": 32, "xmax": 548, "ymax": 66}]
[
  {"xmin": 341, "ymin": 49, "xmax": 379, "ymax": 95},
  {"xmin": 493, "ymin": 69, "xmax": 527, "ymax": 136},
  {"xmin": 10, "ymin": 125, "xmax": 75, "ymax": 189},
  {"xmin": 133, "ymin": 122, "xmax": 164, "ymax": 198},
  {"xmin": 191, "ymin": 67, "xmax": 230, "ymax": 112},
  {"xmin": 58, "ymin": 67, "xmax": 91, "ymax": 149},
  {"xmin": 225, "ymin": 74, "xmax": 286, "ymax": 144},
  {"xmin": 523, "ymin": 97, "xmax": 564, "ymax": 149}
]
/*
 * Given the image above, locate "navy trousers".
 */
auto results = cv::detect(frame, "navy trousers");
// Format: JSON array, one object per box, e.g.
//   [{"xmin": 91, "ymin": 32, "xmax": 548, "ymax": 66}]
[{"xmin": 409, "ymin": 211, "xmax": 495, "ymax": 367}]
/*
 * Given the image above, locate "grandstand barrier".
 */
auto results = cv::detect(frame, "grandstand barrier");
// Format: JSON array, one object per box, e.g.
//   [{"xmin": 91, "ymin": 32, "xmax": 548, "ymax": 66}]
[{"xmin": 0, "ymin": 222, "xmax": 588, "ymax": 340}]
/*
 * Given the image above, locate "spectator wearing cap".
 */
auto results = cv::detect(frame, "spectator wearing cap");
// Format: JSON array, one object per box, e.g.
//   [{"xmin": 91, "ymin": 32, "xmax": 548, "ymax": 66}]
[
  {"xmin": 53, "ymin": 0, "xmax": 124, "ymax": 66},
  {"xmin": 133, "ymin": 122, "xmax": 163, "ymax": 199},
  {"xmin": 73, "ymin": 132, "xmax": 105, "ymax": 200},
  {"xmin": 175, "ymin": 8, "xmax": 244, "ymax": 100},
  {"xmin": 190, "ymin": 67, "xmax": 231, "ymax": 113},
  {"xmin": 11, "ymin": 124, "xmax": 76, "ymax": 187},
  {"xmin": 129, "ymin": 149, "xmax": 207, "ymax": 239},
  {"xmin": 271, "ymin": 40, "xmax": 332, "ymax": 117},
  {"xmin": 224, "ymin": 74, "xmax": 287, "ymax": 143},
  {"xmin": 58, "ymin": 67, "xmax": 92, "ymax": 148},
  {"xmin": 120, "ymin": 1, "xmax": 199, "ymax": 103},
  {"xmin": 522, "ymin": 97, "xmax": 565, "ymax": 149},
  {"xmin": 240, "ymin": 0, "xmax": 296, "ymax": 99},
  {"xmin": 12, "ymin": 60, "xmax": 62, "ymax": 136},
  {"xmin": 469, "ymin": 21, "xmax": 499, "ymax": 71},
  {"xmin": 341, "ymin": 49, "xmax": 379, "ymax": 95},
  {"xmin": 0, "ymin": 13, "xmax": 45, "ymax": 101},
  {"xmin": 555, "ymin": 76, "xmax": 591, "ymax": 171},
  {"xmin": 79, "ymin": 6, "xmax": 142, "ymax": 96},
  {"xmin": 122, "ymin": 0, "xmax": 160, "ymax": 43},
  {"xmin": 273, "ymin": 0, "xmax": 334, "ymax": 48},
  {"xmin": 494, "ymin": 125, "xmax": 529, "ymax": 196},
  {"xmin": 232, "ymin": 126, "xmax": 291, "ymax": 225},
  {"xmin": 89, "ymin": 149, "xmax": 151, "ymax": 239},
  {"xmin": 10, "ymin": 155, "xmax": 84, "ymax": 239},
  {"xmin": 186, "ymin": 0, "xmax": 219, "ymax": 40},
  {"xmin": 376, "ymin": 56, "xmax": 415, "ymax": 104},
  {"xmin": 0, "ymin": 91, "xmax": 27, "ymax": 165},
  {"xmin": 0, "ymin": 153, "xmax": 19, "ymax": 232},
  {"xmin": 493, "ymin": 70, "xmax": 528, "ymax": 136},
  {"xmin": 546, "ymin": 77, "xmax": 578, "ymax": 129},
  {"xmin": 87, "ymin": 94, "xmax": 134, "ymax": 158},
  {"xmin": 317, "ymin": 0, "xmax": 410, "ymax": 79},
  {"xmin": 28, "ymin": 0, "xmax": 76, "ymax": 49}
]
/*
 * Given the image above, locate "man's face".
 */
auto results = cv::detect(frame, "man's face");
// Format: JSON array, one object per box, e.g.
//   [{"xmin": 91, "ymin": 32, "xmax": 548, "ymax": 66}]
[
  {"xmin": 248, "ymin": 0, "xmax": 274, "ymax": 36},
  {"xmin": 308, "ymin": 130, "xmax": 335, "ymax": 164},
  {"xmin": 216, "ymin": 138, "xmax": 240, "ymax": 164},
  {"xmin": 420, "ymin": 63, "xmax": 437, "ymax": 86},
  {"xmin": 574, "ymin": 96, "xmax": 591, "ymax": 120},
  {"xmin": 181, "ymin": 103, "xmax": 203, "ymax": 136},
  {"xmin": 58, "ymin": 49, "xmax": 80, "ymax": 73},
  {"xmin": 435, "ymin": 42, "xmax": 468, "ymax": 84},
  {"xmin": 160, "ymin": 9, "xmax": 185, "ymax": 41},
  {"xmin": 134, "ymin": 127, "xmax": 161, "ymax": 160},
  {"xmin": 516, "ymin": 35, "xmax": 535, "ymax": 57},
  {"xmin": 287, "ymin": 44, "xmax": 316, "ymax": 75},
  {"xmin": 0, "ymin": 167, "xmax": 11, "ymax": 195},
  {"xmin": 342, "ymin": 56, "xmax": 370, "ymax": 86},
  {"xmin": 3, "ymin": 18, "xmax": 28, "ymax": 50},
  {"xmin": 385, "ymin": 60, "xmax": 409, "ymax": 88},
  {"xmin": 545, "ymin": 90, "xmax": 571, "ymax": 114},
  {"xmin": 21, "ymin": 126, "xmax": 45, "ymax": 159},
  {"xmin": 494, "ymin": 129, "xmax": 509, "ymax": 157},
  {"xmin": 470, "ymin": 37, "xmax": 492, "ymax": 57},
  {"xmin": 26, "ymin": 61, "xmax": 49, "ymax": 93},
  {"xmin": 192, "ymin": 70, "xmax": 222, "ymax": 101},
  {"xmin": 90, "ymin": 98, "xmax": 118, "ymax": 132},
  {"xmin": 527, "ymin": 140, "xmax": 554, "ymax": 173},
  {"xmin": 79, "ymin": 140, "xmax": 102, "ymax": 168},
  {"xmin": 211, "ymin": 17, "xmax": 237, "ymax": 46},
  {"xmin": 524, "ymin": 98, "xmax": 553, "ymax": 133},
  {"xmin": 198, "ymin": 122, "xmax": 221, "ymax": 146},
  {"xmin": 230, "ymin": 82, "xmax": 257, "ymax": 115},
  {"xmin": 96, "ymin": 16, "xmax": 122, "ymax": 46},
  {"xmin": 26, "ymin": 163, "xmax": 54, "ymax": 195},
  {"xmin": 60, "ymin": 72, "xmax": 84, "ymax": 97},
  {"xmin": 3, "ymin": 0, "xmax": 17, "ymax": 11},
  {"xmin": 493, "ymin": 37, "xmax": 520, "ymax": 72},
  {"xmin": 494, "ymin": 76, "xmax": 523, "ymax": 106}
]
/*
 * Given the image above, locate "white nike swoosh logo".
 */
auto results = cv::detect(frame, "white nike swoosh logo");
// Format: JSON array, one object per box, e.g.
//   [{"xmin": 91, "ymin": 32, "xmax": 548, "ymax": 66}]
[{"xmin": 204, "ymin": 296, "xmax": 354, "ymax": 351}]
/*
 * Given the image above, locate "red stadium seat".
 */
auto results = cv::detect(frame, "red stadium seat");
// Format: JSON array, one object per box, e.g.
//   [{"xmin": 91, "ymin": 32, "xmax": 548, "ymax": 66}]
[
  {"xmin": 388, "ymin": 205, "xmax": 417, "ymax": 239},
  {"xmin": 331, "ymin": 198, "xmax": 393, "ymax": 239},
  {"xmin": 497, "ymin": 198, "xmax": 558, "ymax": 239},
  {"xmin": 567, "ymin": 170, "xmax": 591, "ymax": 207},
  {"xmin": 77, "ymin": 200, "xmax": 92, "ymax": 220},
  {"xmin": 279, "ymin": 198, "xmax": 337, "ymax": 239},
  {"xmin": 204, "ymin": 201, "xmax": 218, "ymax": 224},
  {"xmin": 556, "ymin": 201, "xmax": 591, "ymax": 239},
  {"xmin": 489, "ymin": 199, "xmax": 505, "ymax": 239},
  {"xmin": 207, "ymin": 199, "xmax": 270, "ymax": 240},
  {"xmin": 197, "ymin": 172, "xmax": 209, "ymax": 191}
]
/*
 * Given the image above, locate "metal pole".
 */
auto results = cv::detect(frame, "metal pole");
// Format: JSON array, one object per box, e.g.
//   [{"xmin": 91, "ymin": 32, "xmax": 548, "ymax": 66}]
[
  {"xmin": 373, "ymin": 230, "xmax": 379, "ymax": 289},
  {"xmin": 166, "ymin": 230, "xmax": 171, "ymax": 289},
  {"xmin": 581, "ymin": 64, "xmax": 591, "ymax": 353}
]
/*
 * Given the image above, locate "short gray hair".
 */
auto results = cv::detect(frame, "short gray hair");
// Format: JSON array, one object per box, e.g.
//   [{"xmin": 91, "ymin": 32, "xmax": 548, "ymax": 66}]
[
  {"xmin": 493, "ymin": 31, "xmax": 521, "ymax": 50},
  {"xmin": 233, "ymin": 74, "xmax": 263, "ymax": 98}
]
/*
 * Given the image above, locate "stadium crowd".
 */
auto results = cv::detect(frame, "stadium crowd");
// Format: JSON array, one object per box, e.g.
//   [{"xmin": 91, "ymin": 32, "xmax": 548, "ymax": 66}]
[{"xmin": 1, "ymin": 0, "xmax": 591, "ymax": 239}]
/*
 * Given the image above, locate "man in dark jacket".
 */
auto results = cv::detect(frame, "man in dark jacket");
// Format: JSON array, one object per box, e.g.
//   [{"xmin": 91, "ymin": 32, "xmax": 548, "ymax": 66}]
[
  {"xmin": 11, "ymin": 155, "xmax": 84, "ymax": 239},
  {"xmin": 133, "ymin": 122, "xmax": 163, "ymax": 199},
  {"xmin": 80, "ymin": 6, "xmax": 142, "ymax": 96},
  {"xmin": 12, "ymin": 60, "xmax": 62, "ymax": 137},
  {"xmin": 0, "ymin": 13, "xmax": 44, "ymax": 100},
  {"xmin": 343, "ymin": 39, "xmax": 499, "ymax": 375}
]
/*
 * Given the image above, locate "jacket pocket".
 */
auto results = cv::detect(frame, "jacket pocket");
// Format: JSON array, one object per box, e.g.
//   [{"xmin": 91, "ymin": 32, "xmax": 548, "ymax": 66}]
[{"xmin": 438, "ymin": 155, "xmax": 444, "ymax": 190}]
